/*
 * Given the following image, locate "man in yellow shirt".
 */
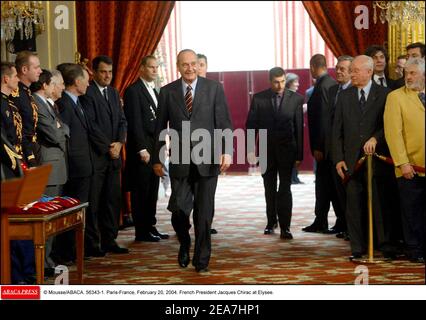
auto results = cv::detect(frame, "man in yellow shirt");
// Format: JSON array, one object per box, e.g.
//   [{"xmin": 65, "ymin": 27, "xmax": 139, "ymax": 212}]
[{"xmin": 384, "ymin": 57, "xmax": 425, "ymax": 264}]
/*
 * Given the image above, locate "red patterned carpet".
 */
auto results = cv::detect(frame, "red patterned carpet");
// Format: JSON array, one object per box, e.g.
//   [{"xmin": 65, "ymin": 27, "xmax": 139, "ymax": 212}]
[{"xmin": 73, "ymin": 174, "xmax": 424, "ymax": 285}]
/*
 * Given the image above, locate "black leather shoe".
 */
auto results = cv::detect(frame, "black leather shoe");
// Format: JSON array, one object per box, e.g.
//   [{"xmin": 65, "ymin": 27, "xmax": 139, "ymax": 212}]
[
  {"xmin": 135, "ymin": 232, "xmax": 161, "ymax": 242},
  {"xmin": 323, "ymin": 228, "xmax": 340, "ymax": 234},
  {"xmin": 104, "ymin": 244, "xmax": 129, "ymax": 254},
  {"xmin": 302, "ymin": 223, "xmax": 328, "ymax": 233},
  {"xmin": 409, "ymin": 257, "xmax": 425, "ymax": 264},
  {"xmin": 383, "ymin": 252, "xmax": 396, "ymax": 260},
  {"xmin": 195, "ymin": 266, "xmax": 209, "ymax": 273},
  {"xmin": 85, "ymin": 247, "xmax": 106, "ymax": 258},
  {"xmin": 210, "ymin": 228, "xmax": 218, "ymax": 234},
  {"xmin": 151, "ymin": 227, "xmax": 169, "ymax": 239},
  {"xmin": 336, "ymin": 231, "xmax": 346, "ymax": 239},
  {"xmin": 119, "ymin": 215, "xmax": 134, "ymax": 230},
  {"xmin": 264, "ymin": 228, "xmax": 274, "ymax": 235},
  {"xmin": 349, "ymin": 253, "xmax": 363, "ymax": 261},
  {"xmin": 178, "ymin": 246, "xmax": 190, "ymax": 268},
  {"xmin": 280, "ymin": 230, "xmax": 293, "ymax": 239}
]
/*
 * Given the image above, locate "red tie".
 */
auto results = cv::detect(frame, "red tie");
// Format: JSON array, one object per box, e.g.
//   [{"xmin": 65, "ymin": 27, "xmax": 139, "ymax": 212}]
[{"xmin": 185, "ymin": 85, "xmax": 193, "ymax": 115}]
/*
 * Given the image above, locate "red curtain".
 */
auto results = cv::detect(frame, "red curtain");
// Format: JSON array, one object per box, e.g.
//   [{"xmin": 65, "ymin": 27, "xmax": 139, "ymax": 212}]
[
  {"xmin": 302, "ymin": 1, "xmax": 388, "ymax": 58},
  {"xmin": 76, "ymin": 1, "xmax": 175, "ymax": 96}
]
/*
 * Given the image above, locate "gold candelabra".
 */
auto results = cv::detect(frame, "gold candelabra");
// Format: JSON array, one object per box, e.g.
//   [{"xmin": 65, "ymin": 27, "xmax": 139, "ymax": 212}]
[
  {"xmin": 1, "ymin": 1, "xmax": 45, "ymax": 41},
  {"xmin": 373, "ymin": 1, "xmax": 425, "ymax": 26}
]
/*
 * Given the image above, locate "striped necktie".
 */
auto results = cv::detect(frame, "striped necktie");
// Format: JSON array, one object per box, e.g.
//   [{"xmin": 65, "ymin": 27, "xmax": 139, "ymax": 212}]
[{"xmin": 185, "ymin": 85, "xmax": 193, "ymax": 115}]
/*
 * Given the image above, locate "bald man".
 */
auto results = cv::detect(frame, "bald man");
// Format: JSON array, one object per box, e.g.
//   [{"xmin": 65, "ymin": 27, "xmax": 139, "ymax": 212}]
[{"xmin": 332, "ymin": 55, "xmax": 396, "ymax": 261}]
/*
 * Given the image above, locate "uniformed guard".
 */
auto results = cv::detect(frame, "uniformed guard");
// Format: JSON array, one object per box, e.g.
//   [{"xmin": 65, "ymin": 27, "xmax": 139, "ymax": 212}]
[{"xmin": 9, "ymin": 51, "xmax": 42, "ymax": 167}]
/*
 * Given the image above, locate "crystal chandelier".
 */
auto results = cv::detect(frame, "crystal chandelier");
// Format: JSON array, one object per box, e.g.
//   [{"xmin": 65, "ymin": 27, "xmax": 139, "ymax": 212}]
[
  {"xmin": 1, "ymin": 1, "xmax": 45, "ymax": 42},
  {"xmin": 373, "ymin": 1, "xmax": 425, "ymax": 26}
]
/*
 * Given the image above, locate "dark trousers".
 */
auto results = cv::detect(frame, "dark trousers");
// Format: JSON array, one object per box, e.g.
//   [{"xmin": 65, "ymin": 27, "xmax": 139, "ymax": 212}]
[
  {"xmin": 169, "ymin": 164, "xmax": 218, "ymax": 269},
  {"xmin": 10, "ymin": 240, "xmax": 35, "ymax": 283},
  {"xmin": 131, "ymin": 165, "xmax": 160, "ymax": 237},
  {"xmin": 345, "ymin": 169, "xmax": 394, "ymax": 255},
  {"xmin": 397, "ymin": 176, "xmax": 425, "ymax": 259},
  {"xmin": 53, "ymin": 176, "xmax": 91, "ymax": 261},
  {"xmin": 262, "ymin": 160, "xmax": 294, "ymax": 230},
  {"xmin": 313, "ymin": 159, "xmax": 345, "ymax": 229},
  {"xmin": 87, "ymin": 163, "xmax": 121, "ymax": 249}
]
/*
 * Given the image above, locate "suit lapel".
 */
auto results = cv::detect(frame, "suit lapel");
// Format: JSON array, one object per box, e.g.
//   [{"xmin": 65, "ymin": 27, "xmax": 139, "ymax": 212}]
[
  {"xmin": 191, "ymin": 77, "xmax": 206, "ymax": 118},
  {"xmin": 349, "ymin": 87, "xmax": 362, "ymax": 120},
  {"xmin": 138, "ymin": 79, "xmax": 157, "ymax": 111},
  {"xmin": 91, "ymin": 82, "xmax": 112, "ymax": 116},
  {"xmin": 34, "ymin": 94, "xmax": 56, "ymax": 119},
  {"xmin": 362, "ymin": 82, "xmax": 379, "ymax": 117},
  {"xmin": 66, "ymin": 94, "xmax": 87, "ymax": 129},
  {"xmin": 173, "ymin": 79, "xmax": 190, "ymax": 119}
]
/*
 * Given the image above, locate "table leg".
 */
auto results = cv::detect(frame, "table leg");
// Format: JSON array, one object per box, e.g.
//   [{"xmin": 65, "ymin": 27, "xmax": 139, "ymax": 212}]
[
  {"xmin": 75, "ymin": 223, "xmax": 84, "ymax": 284},
  {"xmin": 34, "ymin": 244, "xmax": 45, "ymax": 284}
]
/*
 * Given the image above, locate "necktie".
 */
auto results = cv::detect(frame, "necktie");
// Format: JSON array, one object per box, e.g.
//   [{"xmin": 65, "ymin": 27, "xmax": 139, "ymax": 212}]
[
  {"xmin": 185, "ymin": 85, "xmax": 193, "ymax": 115},
  {"xmin": 334, "ymin": 85, "xmax": 343, "ymax": 106},
  {"xmin": 378, "ymin": 77, "xmax": 385, "ymax": 87},
  {"xmin": 76, "ymin": 98, "xmax": 86, "ymax": 118},
  {"xmin": 103, "ymin": 87, "xmax": 108, "ymax": 102},
  {"xmin": 359, "ymin": 89, "xmax": 366, "ymax": 112},
  {"xmin": 275, "ymin": 94, "xmax": 282, "ymax": 112},
  {"xmin": 419, "ymin": 92, "xmax": 425, "ymax": 107}
]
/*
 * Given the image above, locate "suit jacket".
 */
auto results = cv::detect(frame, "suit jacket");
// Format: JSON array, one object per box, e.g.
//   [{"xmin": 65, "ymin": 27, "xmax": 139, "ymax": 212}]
[
  {"xmin": 246, "ymin": 88, "xmax": 304, "ymax": 169},
  {"xmin": 56, "ymin": 92, "xmax": 93, "ymax": 179},
  {"xmin": 84, "ymin": 81, "xmax": 127, "ymax": 170},
  {"xmin": 307, "ymin": 73, "xmax": 337, "ymax": 155},
  {"xmin": 33, "ymin": 93, "xmax": 69, "ymax": 186},
  {"xmin": 153, "ymin": 77, "xmax": 233, "ymax": 178},
  {"xmin": 332, "ymin": 82, "xmax": 391, "ymax": 175},
  {"xmin": 324, "ymin": 83, "xmax": 351, "ymax": 159},
  {"xmin": 384, "ymin": 86, "xmax": 425, "ymax": 178},
  {"xmin": 123, "ymin": 78, "xmax": 159, "ymax": 189}
]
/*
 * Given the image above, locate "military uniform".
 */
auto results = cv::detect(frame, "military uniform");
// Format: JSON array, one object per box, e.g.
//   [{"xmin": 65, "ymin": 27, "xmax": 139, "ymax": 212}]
[
  {"xmin": 1, "ymin": 92, "xmax": 23, "ymax": 155},
  {"xmin": 9, "ymin": 82, "xmax": 40, "ymax": 166}
]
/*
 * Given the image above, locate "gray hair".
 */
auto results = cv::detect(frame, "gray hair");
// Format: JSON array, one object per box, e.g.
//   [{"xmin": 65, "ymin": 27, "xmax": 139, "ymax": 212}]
[
  {"xmin": 51, "ymin": 69, "xmax": 62, "ymax": 78},
  {"xmin": 405, "ymin": 57, "xmax": 425, "ymax": 74},
  {"xmin": 353, "ymin": 55, "xmax": 374, "ymax": 71},
  {"xmin": 337, "ymin": 55, "xmax": 354, "ymax": 63}
]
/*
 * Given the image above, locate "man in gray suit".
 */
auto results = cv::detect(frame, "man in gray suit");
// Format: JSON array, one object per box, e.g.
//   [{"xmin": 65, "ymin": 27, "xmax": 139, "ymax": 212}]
[
  {"xmin": 153, "ymin": 49, "xmax": 233, "ymax": 273},
  {"xmin": 31, "ymin": 69, "xmax": 69, "ymax": 275}
]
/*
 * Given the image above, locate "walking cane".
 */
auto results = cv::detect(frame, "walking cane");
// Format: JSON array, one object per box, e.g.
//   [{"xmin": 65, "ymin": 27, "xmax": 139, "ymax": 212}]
[{"xmin": 354, "ymin": 154, "xmax": 389, "ymax": 264}]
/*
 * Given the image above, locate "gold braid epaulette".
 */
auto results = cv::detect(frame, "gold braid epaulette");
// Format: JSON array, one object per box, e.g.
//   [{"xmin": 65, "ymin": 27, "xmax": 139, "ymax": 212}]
[
  {"xmin": 10, "ymin": 88, "xmax": 19, "ymax": 98},
  {"xmin": 8, "ymin": 99, "xmax": 23, "ymax": 154},
  {"xmin": 4, "ymin": 143, "xmax": 23, "ymax": 170}
]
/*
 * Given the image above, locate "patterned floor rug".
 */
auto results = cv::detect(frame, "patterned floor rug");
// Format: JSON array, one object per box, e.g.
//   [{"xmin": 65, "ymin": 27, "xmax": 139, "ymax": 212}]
[{"xmin": 73, "ymin": 174, "xmax": 424, "ymax": 285}]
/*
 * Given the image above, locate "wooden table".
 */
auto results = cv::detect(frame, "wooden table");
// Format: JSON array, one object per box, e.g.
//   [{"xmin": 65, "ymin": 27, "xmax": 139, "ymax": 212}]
[{"xmin": 7, "ymin": 203, "xmax": 88, "ymax": 284}]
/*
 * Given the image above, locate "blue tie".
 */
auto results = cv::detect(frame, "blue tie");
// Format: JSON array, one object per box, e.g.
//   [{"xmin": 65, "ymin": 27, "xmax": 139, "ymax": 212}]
[{"xmin": 359, "ymin": 89, "xmax": 366, "ymax": 112}]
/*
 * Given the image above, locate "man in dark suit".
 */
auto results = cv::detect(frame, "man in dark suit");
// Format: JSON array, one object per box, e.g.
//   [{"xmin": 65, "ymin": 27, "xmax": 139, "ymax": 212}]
[
  {"xmin": 84, "ymin": 55, "xmax": 129, "ymax": 255},
  {"xmin": 325, "ymin": 55, "xmax": 353, "ymax": 238},
  {"xmin": 304, "ymin": 54, "xmax": 342, "ymax": 233},
  {"xmin": 332, "ymin": 55, "xmax": 395, "ymax": 260},
  {"xmin": 10, "ymin": 51, "xmax": 42, "ymax": 167},
  {"xmin": 54, "ymin": 63, "xmax": 93, "ymax": 262},
  {"xmin": 153, "ymin": 49, "xmax": 233, "ymax": 272},
  {"xmin": 124, "ymin": 55, "xmax": 169, "ymax": 243},
  {"xmin": 31, "ymin": 69, "xmax": 70, "ymax": 274},
  {"xmin": 246, "ymin": 67, "xmax": 303, "ymax": 239},
  {"xmin": 364, "ymin": 45, "xmax": 400, "ymax": 90}
]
